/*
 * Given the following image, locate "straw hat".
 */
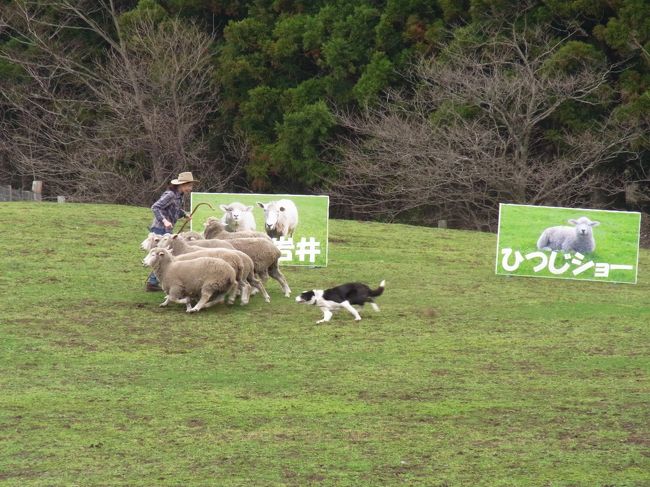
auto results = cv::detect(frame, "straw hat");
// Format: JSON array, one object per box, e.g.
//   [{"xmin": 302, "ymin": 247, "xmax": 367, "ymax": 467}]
[{"xmin": 170, "ymin": 171, "xmax": 199, "ymax": 185}]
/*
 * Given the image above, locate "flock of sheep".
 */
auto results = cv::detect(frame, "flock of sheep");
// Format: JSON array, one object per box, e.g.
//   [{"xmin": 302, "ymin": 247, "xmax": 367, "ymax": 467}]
[
  {"xmin": 141, "ymin": 199, "xmax": 299, "ymax": 313},
  {"xmin": 142, "ymin": 196, "xmax": 602, "ymax": 313}
]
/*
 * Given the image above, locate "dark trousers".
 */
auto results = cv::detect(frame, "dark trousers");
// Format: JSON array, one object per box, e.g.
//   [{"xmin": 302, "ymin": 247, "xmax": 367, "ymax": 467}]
[{"xmin": 146, "ymin": 227, "xmax": 167, "ymax": 286}]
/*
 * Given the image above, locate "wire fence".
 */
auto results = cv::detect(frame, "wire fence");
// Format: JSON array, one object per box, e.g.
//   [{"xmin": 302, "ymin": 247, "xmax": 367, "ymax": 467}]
[
  {"xmin": 0, "ymin": 184, "xmax": 42, "ymax": 202},
  {"xmin": 0, "ymin": 182, "xmax": 65, "ymax": 203}
]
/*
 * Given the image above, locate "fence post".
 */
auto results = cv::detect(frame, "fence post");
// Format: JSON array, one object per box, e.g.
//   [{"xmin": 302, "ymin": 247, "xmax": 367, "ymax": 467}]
[
  {"xmin": 6, "ymin": 185, "xmax": 11, "ymax": 201},
  {"xmin": 438, "ymin": 219, "xmax": 448, "ymax": 229},
  {"xmin": 32, "ymin": 181, "xmax": 43, "ymax": 201},
  {"xmin": 57, "ymin": 196, "xmax": 66, "ymax": 203}
]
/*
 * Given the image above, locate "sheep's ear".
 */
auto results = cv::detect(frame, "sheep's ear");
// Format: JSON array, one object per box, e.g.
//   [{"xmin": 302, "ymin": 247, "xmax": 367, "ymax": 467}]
[
  {"xmin": 257, "ymin": 202, "xmax": 266, "ymax": 209},
  {"xmin": 568, "ymin": 219, "xmax": 578, "ymax": 225},
  {"xmin": 158, "ymin": 250, "xmax": 165, "ymax": 256},
  {"xmin": 171, "ymin": 234, "xmax": 178, "ymax": 240},
  {"xmin": 245, "ymin": 205, "xmax": 253, "ymax": 212},
  {"xmin": 590, "ymin": 220, "xmax": 600, "ymax": 227},
  {"xmin": 220, "ymin": 204, "xmax": 229, "ymax": 211}
]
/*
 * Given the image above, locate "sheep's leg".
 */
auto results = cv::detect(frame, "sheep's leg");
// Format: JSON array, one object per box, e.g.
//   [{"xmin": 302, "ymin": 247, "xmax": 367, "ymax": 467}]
[
  {"xmin": 227, "ymin": 280, "xmax": 240, "ymax": 305},
  {"xmin": 240, "ymin": 282, "xmax": 252, "ymax": 305},
  {"xmin": 162, "ymin": 295, "xmax": 192, "ymax": 310},
  {"xmin": 202, "ymin": 294, "xmax": 226, "ymax": 309},
  {"xmin": 248, "ymin": 275, "xmax": 270, "ymax": 303},
  {"xmin": 162, "ymin": 287, "xmax": 192, "ymax": 310},
  {"xmin": 202, "ymin": 280, "xmax": 238, "ymax": 309},
  {"xmin": 268, "ymin": 262, "xmax": 291, "ymax": 297},
  {"xmin": 188, "ymin": 291, "xmax": 212, "ymax": 313},
  {"xmin": 341, "ymin": 301, "xmax": 362, "ymax": 321},
  {"xmin": 316, "ymin": 308, "xmax": 333, "ymax": 324},
  {"xmin": 226, "ymin": 280, "xmax": 238, "ymax": 304},
  {"xmin": 257, "ymin": 269, "xmax": 270, "ymax": 283}
]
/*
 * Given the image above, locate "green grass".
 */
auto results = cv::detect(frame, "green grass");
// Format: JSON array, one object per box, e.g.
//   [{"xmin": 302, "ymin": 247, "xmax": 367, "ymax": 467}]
[
  {"xmin": 497, "ymin": 205, "xmax": 641, "ymax": 283},
  {"xmin": 1, "ymin": 202, "xmax": 648, "ymax": 486}
]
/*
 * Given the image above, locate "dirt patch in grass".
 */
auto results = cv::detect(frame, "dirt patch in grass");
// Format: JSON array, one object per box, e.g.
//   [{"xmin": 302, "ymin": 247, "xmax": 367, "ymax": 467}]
[
  {"xmin": 53, "ymin": 338, "xmax": 98, "ymax": 351},
  {"xmin": 0, "ymin": 470, "xmax": 42, "ymax": 481},
  {"xmin": 186, "ymin": 419, "xmax": 206, "ymax": 428},
  {"xmin": 90, "ymin": 219, "xmax": 121, "ymax": 226},
  {"xmin": 625, "ymin": 435, "xmax": 650, "ymax": 447},
  {"xmin": 422, "ymin": 308, "xmax": 439, "ymax": 320}
]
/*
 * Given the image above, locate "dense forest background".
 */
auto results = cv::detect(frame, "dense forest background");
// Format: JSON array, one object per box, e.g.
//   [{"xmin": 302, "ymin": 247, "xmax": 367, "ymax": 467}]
[{"xmin": 1, "ymin": 0, "xmax": 648, "ymax": 229}]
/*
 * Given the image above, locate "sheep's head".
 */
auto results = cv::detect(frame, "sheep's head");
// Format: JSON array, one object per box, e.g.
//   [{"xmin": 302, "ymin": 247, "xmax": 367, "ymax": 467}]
[
  {"xmin": 143, "ymin": 248, "xmax": 170, "ymax": 267},
  {"xmin": 568, "ymin": 217, "xmax": 600, "ymax": 237},
  {"xmin": 141, "ymin": 232, "xmax": 168, "ymax": 251},
  {"xmin": 220, "ymin": 203, "xmax": 253, "ymax": 226},
  {"xmin": 204, "ymin": 217, "xmax": 226, "ymax": 232},
  {"xmin": 157, "ymin": 234, "xmax": 179, "ymax": 249},
  {"xmin": 258, "ymin": 202, "xmax": 285, "ymax": 231}
]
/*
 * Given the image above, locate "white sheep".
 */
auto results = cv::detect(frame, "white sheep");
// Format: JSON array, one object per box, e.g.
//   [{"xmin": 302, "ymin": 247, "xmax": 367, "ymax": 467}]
[
  {"xmin": 536, "ymin": 216, "xmax": 600, "ymax": 253},
  {"xmin": 143, "ymin": 248, "xmax": 237, "ymax": 313},
  {"xmin": 159, "ymin": 233, "xmax": 235, "ymax": 251},
  {"xmin": 220, "ymin": 202, "xmax": 257, "ymax": 232},
  {"xmin": 203, "ymin": 217, "xmax": 270, "ymax": 240},
  {"xmin": 140, "ymin": 232, "xmax": 171, "ymax": 252},
  {"xmin": 257, "ymin": 199, "xmax": 299, "ymax": 238},
  {"xmin": 159, "ymin": 235, "xmax": 270, "ymax": 304},
  {"xmin": 227, "ymin": 237, "xmax": 292, "ymax": 297},
  {"xmin": 178, "ymin": 230, "xmax": 204, "ymax": 241}
]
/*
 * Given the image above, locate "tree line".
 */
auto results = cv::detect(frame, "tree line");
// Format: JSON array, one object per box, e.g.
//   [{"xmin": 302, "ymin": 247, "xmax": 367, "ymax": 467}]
[{"xmin": 0, "ymin": 0, "xmax": 648, "ymax": 229}]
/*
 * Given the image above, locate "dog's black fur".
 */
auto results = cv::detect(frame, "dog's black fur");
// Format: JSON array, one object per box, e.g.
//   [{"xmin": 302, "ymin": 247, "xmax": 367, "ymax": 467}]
[{"xmin": 296, "ymin": 280, "xmax": 385, "ymax": 323}]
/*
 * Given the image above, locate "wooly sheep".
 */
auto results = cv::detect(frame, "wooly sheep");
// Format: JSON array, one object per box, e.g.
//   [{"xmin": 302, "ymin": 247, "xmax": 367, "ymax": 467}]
[
  {"xmin": 159, "ymin": 233, "xmax": 234, "ymax": 251},
  {"xmin": 203, "ymin": 217, "xmax": 270, "ymax": 240},
  {"xmin": 536, "ymin": 216, "xmax": 600, "ymax": 253},
  {"xmin": 140, "ymin": 232, "xmax": 171, "ymax": 252},
  {"xmin": 169, "ymin": 246, "xmax": 270, "ymax": 304},
  {"xmin": 178, "ymin": 230, "xmax": 203, "ymax": 241},
  {"xmin": 143, "ymin": 248, "xmax": 237, "ymax": 313},
  {"xmin": 220, "ymin": 202, "xmax": 257, "ymax": 232},
  {"xmin": 227, "ymin": 237, "xmax": 291, "ymax": 297},
  {"xmin": 257, "ymin": 199, "xmax": 299, "ymax": 238}
]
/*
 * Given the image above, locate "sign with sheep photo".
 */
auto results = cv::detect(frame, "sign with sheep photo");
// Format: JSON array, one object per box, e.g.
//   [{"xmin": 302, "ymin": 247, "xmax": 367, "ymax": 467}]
[
  {"xmin": 496, "ymin": 204, "xmax": 641, "ymax": 284},
  {"xmin": 190, "ymin": 193, "xmax": 329, "ymax": 267}
]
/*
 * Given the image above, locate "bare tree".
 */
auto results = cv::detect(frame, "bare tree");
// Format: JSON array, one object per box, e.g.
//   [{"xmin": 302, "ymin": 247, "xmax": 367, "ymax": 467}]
[
  {"xmin": 331, "ymin": 23, "xmax": 642, "ymax": 229},
  {"xmin": 0, "ymin": 1, "xmax": 241, "ymax": 203}
]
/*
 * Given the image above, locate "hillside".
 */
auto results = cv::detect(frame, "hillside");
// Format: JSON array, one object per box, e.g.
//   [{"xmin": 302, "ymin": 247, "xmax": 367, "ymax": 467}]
[{"xmin": 1, "ymin": 202, "xmax": 648, "ymax": 486}]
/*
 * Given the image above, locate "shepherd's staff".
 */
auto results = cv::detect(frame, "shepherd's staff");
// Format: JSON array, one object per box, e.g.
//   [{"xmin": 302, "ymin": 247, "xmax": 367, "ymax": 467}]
[{"xmin": 176, "ymin": 202, "xmax": 214, "ymax": 234}]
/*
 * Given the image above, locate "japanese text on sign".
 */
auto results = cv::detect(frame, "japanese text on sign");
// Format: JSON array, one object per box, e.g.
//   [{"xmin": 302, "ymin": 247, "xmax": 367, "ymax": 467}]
[
  {"xmin": 500, "ymin": 248, "xmax": 634, "ymax": 278},
  {"xmin": 274, "ymin": 236, "xmax": 322, "ymax": 263}
]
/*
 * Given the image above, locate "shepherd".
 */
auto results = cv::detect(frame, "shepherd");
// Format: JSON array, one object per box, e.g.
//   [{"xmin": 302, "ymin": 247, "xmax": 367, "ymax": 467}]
[{"xmin": 145, "ymin": 171, "xmax": 199, "ymax": 292}]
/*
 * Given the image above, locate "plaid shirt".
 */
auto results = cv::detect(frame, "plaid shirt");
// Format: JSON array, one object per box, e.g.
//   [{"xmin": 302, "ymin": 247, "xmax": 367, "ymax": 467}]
[{"xmin": 150, "ymin": 190, "xmax": 187, "ymax": 230}]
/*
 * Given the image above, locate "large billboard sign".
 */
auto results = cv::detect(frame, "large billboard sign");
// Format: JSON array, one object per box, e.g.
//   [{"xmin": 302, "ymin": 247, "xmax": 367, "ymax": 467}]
[
  {"xmin": 190, "ymin": 193, "xmax": 329, "ymax": 267},
  {"xmin": 496, "ymin": 204, "xmax": 641, "ymax": 284}
]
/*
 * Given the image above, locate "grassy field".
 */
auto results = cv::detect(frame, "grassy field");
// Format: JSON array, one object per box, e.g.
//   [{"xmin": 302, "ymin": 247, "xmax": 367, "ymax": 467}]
[{"xmin": 1, "ymin": 202, "xmax": 648, "ymax": 486}]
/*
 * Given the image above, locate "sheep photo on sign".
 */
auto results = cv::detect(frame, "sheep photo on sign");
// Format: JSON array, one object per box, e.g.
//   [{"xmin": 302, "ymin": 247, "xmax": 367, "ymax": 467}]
[
  {"xmin": 495, "ymin": 204, "xmax": 641, "ymax": 284},
  {"xmin": 190, "ymin": 193, "xmax": 329, "ymax": 268}
]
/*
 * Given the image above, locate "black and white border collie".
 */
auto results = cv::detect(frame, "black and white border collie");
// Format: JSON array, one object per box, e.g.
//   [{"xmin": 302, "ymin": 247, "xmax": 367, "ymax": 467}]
[{"xmin": 295, "ymin": 280, "xmax": 385, "ymax": 323}]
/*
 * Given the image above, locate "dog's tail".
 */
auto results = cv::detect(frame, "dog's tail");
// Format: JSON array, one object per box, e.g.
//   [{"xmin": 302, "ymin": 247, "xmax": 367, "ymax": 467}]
[{"xmin": 369, "ymin": 280, "xmax": 385, "ymax": 297}]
